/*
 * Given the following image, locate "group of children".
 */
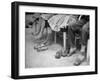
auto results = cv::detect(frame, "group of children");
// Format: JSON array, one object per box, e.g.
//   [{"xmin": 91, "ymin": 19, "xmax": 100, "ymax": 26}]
[
  {"xmin": 55, "ymin": 15, "xmax": 89, "ymax": 65},
  {"xmin": 26, "ymin": 13, "xmax": 89, "ymax": 66}
]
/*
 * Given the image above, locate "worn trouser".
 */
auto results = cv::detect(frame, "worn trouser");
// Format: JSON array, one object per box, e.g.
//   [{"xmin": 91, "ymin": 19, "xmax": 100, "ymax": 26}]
[{"xmin": 67, "ymin": 20, "xmax": 88, "ymax": 48}]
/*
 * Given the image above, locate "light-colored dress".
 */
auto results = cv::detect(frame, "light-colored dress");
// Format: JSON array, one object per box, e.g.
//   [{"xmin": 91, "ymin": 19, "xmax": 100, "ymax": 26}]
[{"xmin": 48, "ymin": 15, "xmax": 77, "ymax": 31}]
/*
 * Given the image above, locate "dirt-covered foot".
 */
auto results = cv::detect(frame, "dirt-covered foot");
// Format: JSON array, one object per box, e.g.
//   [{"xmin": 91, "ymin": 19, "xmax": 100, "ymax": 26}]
[
  {"xmin": 73, "ymin": 52, "xmax": 86, "ymax": 66},
  {"xmin": 68, "ymin": 47, "xmax": 77, "ymax": 57},
  {"xmin": 37, "ymin": 46, "xmax": 48, "ymax": 52},
  {"xmin": 55, "ymin": 50, "xmax": 62, "ymax": 59},
  {"xmin": 34, "ymin": 43, "xmax": 46, "ymax": 49},
  {"xmin": 61, "ymin": 49, "xmax": 69, "ymax": 57}
]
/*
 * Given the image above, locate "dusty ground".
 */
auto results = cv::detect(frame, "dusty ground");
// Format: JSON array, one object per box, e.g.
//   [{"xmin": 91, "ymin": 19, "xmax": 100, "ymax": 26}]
[{"xmin": 25, "ymin": 28, "xmax": 89, "ymax": 68}]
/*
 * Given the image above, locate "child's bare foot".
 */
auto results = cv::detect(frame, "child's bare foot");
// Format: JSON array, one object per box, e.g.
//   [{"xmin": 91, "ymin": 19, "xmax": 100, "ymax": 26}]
[
  {"xmin": 37, "ymin": 46, "xmax": 48, "ymax": 52},
  {"xmin": 61, "ymin": 49, "xmax": 69, "ymax": 57},
  {"xmin": 68, "ymin": 47, "xmax": 76, "ymax": 56},
  {"xmin": 34, "ymin": 43, "xmax": 46, "ymax": 49},
  {"xmin": 55, "ymin": 50, "xmax": 62, "ymax": 59},
  {"xmin": 73, "ymin": 52, "xmax": 85, "ymax": 66}
]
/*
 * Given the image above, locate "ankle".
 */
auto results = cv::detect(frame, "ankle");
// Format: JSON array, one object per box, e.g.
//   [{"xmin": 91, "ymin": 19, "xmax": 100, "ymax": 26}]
[{"xmin": 80, "ymin": 45, "xmax": 86, "ymax": 52}]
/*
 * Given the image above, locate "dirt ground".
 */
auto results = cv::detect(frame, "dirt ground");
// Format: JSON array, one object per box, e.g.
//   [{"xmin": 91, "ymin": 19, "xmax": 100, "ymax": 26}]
[{"xmin": 25, "ymin": 28, "xmax": 89, "ymax": 68}]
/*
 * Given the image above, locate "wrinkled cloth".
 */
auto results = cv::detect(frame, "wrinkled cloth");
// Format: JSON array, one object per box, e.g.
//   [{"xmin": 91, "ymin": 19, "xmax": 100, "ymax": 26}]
[
  {"xmin": 41, "ymin": 14, "xmax": 54, "ymax": 20},
  {"xmin": 67, "ymin": 20, "xmax": 89, "ymax": 47},
  {"xmin": 48, "ymin": 15, "xmax": 77, "ymax": 31},
  {"xmin": 26, "ymin": 13, "xmax": 41, "ymax": 27},
  {"xmin": 31, "ymin": 17, "xmax": 45, "ymax": 37}
]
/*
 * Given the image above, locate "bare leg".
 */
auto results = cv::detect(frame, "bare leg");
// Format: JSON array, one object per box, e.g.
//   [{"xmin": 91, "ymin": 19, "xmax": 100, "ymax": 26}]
[
  {"xmin": 41, "ymin": 27, "xmax": 52, "ymax": 45},
  {"xmin": 74, "ymin": 22, "xmax": 89, "ymax": 66},
  {"xmin": 33, "ymin": 22, "xmax": 45, "ymax": 40},
  {"xmin": 55, "ymin": 29, "xmax": 69, "ymax": 58},
  {"xmin": 36, "ymin": 27, "xmax": 52, "ymax": 52},
  {"xmin": 63, "ymin": 32, "xmax": 66, "ymax": 50},
  {"xmin": 61, "ymin": 32, "xmax": 69, "ymax": 57},
  {"xmin": 54, "ymin": 32, "xmax": 56, "ymax": 43},
  {"xmin": 67, "ymin": 26, "xmax": 76, "ymax": 55},
  {"xmin": 32, "ymin": 21, "xmax": 41, "ymax": 36},
  {"xmin": 34, "ymin": 27, "xmax": 52, "ymax": 50}
]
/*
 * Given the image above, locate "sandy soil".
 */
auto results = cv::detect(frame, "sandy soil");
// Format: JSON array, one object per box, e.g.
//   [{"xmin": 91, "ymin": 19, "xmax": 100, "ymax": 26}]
[{"xmin": 25, "ymin": 28, "xmax": 89, "ymax": 68}]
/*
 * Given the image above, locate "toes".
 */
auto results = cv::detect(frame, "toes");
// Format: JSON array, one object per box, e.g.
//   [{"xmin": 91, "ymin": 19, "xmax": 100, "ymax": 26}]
[
  {"xmin": 61, "ymin": 50, "xmax": 69, "ymax": 57},
  {"xmin": 55, "ymin": 50, "xmax": 62, "ymax": 59},
  {"xmin": 73, "ymin": 60, "xmax": 81, "ymax": 66},
  {"xmin": 37, "ymin": 46, "xmax": 48, "ymax": 52}
]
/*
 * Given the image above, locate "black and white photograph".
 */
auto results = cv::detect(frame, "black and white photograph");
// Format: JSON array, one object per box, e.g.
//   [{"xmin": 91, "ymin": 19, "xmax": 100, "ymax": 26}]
[
  {"xmin": 25, "ymin": 13, "xmax": 90, "ymax": 68},
  {"xmin": 11, "ymin": 1, "xmax": 97, "ymax": 79}
]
